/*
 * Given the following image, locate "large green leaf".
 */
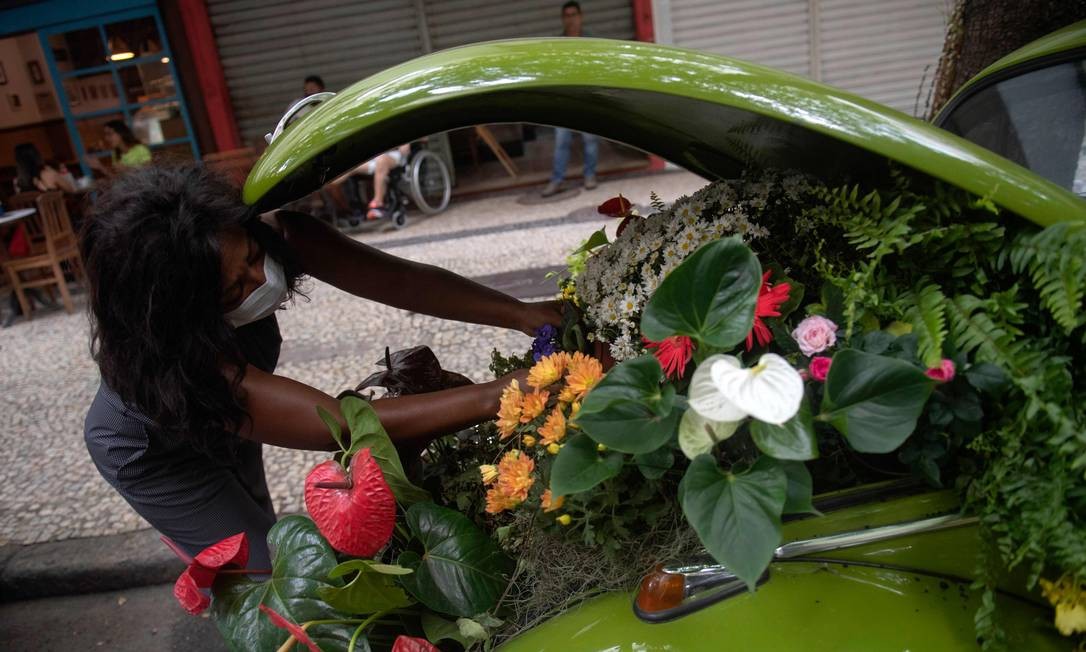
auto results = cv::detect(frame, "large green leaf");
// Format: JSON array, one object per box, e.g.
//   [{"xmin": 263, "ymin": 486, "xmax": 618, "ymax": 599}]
[
  {"xmin": 573, "ymin": 355, "xmax": 680, "ymax": 454},
  {"xmin": 634, "ymin": 445, "xmax": 675, "ymax": 480},
  {"xmin": 820, "ymin": 349, "xmax": 934, "ymax": 453},
  {"xmin": 641, "ymin": 237, "xmax": 762, "ymax": 348},
  {"xmin": 550, "ymin": 434, "xmax": 625, "ymax": 495},
  {"xmin": 749, "ymin": 397, "xmax": 818, "ymax": 461},
  {"xmin": 211, "ymin": 516, "xmax": 354, "ymax": 652},
  {"xmin": 340, "ymin": 396, "xmax": 430, "ymax": 504},
  {"xmin": 678, "ymin": 455, "xmax": 787, "ymax": 589},
  {"xmin": 776, "ymin": 459, "xmax": 818, "ymax": 515},
  {"xmin": 318, "ymin": 560, "xmax": 415, "ymax": 615},
  {"xmin": 398, "ymin": 503, "xmax": 514, "ymax": 617}
]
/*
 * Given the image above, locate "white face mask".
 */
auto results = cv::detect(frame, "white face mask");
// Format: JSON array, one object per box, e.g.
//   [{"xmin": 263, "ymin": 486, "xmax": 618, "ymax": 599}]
[{"xmin": 224, "ymin": 253, "xmax": 288, "ymax": 328}]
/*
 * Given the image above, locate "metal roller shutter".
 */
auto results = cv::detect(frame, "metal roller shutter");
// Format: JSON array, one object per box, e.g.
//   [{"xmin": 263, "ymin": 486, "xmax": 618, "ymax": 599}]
[
  {"xmin": 207, "ymin": 0, "xmax": 426, "ymax": 147},
  {"xmin": 820, "ymin": 0, "xmax": 951, "ymax": 115},
  {"xmin": 422, "ymin": 0, "xmax": 634, "ymax": 51},
  {"xmin": 657, "ymin": 0, "xmax": 950, "ymax": 116},
  {"xmin": 661, "ymin": 0, "xmax": 811, "ymax": 76}
]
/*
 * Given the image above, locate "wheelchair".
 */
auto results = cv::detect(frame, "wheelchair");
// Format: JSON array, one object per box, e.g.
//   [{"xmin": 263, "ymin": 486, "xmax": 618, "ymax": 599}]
[{"xmin": 342, "ymin": 143, "xmax": 452, "ymax": 230}]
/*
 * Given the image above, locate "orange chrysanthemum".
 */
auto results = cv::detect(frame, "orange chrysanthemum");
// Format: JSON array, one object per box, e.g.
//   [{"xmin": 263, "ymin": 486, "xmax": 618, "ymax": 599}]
[
  {"xmin": 520, "ymin": 390, "xmax": 550, "ymax": 423},
  {"xmin": 538, "ymin": 407, "xmax": 567, "ymax": 446},
  {"xmin": 496, "ymin": 379, "xmax": 524, "ymax": 439},
  {"xmin": 527, "ymin": 352, "xmax": 569, "ymax": 390},
  {"xmin": 564, "ymin": 352, "xmax": 604, "ymax": 401},
  {"xmin": 540, "ymin": 489, "xmax": 565, "ymax": 513},
  {"xmin": 496, "ymin": 450, "xmax": 535, "ymax": 504},
  {"xmin": 485, "ymin": 487, "xmax": 519, "ymax": 514}
]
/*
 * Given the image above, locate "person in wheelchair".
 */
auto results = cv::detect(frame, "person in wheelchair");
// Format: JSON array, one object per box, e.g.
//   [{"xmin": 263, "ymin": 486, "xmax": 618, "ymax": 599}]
[{"xmin": 360, "ymin": 145, "xmax": 411, "ymax": 221}]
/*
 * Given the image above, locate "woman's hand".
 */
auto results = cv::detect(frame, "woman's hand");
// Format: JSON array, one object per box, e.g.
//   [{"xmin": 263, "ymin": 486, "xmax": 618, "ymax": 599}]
[{"xmin": 518, "ymin": 299, "xmax": 566, "ymax": 336}]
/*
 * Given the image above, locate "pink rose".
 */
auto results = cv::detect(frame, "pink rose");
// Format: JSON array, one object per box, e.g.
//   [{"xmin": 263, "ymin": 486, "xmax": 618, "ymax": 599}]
[
  {"xmin": 809, "ymin": 356, "xmax": 832, "ymax": 382},
  {"xmin": 925, "ymin": 359, "xmax": 956, "ymax": 383},
  {"xmin": 792, "ymin": 315, "xmax": 838, "ymax": 357}
]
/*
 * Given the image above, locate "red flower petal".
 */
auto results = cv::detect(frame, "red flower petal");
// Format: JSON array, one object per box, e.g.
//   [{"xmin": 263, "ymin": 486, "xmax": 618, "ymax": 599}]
[
  {"xmin": 259, "ymin": 604, "xmax": 321, "ymax": 652},
  {"xmin": 746, "ymin": 271, "xmax": 792, "ymax": 351},
  {"xmin": 304, "ymin": 449, "xmax": 396, "ymax": 557},
  {"xmin": 597, "ymin": 195, "xmax": 632, "ymax": 217},
  {"xmin": 392, "ymin": 635, "xmax": 442, "ymax": 652},
  {"xmin": 173, "ymin": 567, "xmax": 210, "ymax": 615},
  {"xmin": 194, "ymin": 532, "xmax": 249, "ymax": 572},
  {"xmin": 642, "ymin": 335, "xmax": 694, "ymax": 379},
  {"xmin": 616, "ymin": 214, "xmax": 636, "ymax": 237}
]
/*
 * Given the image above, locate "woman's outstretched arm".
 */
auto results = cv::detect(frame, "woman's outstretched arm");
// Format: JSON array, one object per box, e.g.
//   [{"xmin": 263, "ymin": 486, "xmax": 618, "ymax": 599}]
[
  {"xmin": 235, "ymin": 363, "xmax": 523, "ymax": 451},
  {"xmin": 269, "ymin": 209, "xmax": 561, "ymax": 335}
]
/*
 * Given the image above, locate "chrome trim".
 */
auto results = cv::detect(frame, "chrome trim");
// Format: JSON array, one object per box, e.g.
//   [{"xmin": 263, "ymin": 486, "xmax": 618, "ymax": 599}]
[
  {"xmin": 265, "ymin": 92, "xmax": 337, "ymax": 144},
  {"xmin": 774, "ymin": 514, "xmax": 978, "ymax": 559}
]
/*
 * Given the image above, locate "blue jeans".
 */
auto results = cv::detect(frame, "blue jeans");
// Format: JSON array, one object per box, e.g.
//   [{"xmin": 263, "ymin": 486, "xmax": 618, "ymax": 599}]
[{"xmin": 551, "ymin": 127, "xmax": 598, "ymax": 183}]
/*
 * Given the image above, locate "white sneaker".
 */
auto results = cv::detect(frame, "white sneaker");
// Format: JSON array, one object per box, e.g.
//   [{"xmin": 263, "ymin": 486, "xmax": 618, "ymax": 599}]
[
  {"xmin": 584, "ymin": 176, "xmax": 598, "ymax": 190},
  {"xmin": 540, "ymin": 181, "xmax": 562, "ymax": 197}
]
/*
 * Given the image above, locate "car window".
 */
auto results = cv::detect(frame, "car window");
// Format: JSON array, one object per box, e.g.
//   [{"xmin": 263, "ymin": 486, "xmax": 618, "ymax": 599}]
[{"xmin": 940, "ymin": 58, "xmax": 1086, "ymax": 195}]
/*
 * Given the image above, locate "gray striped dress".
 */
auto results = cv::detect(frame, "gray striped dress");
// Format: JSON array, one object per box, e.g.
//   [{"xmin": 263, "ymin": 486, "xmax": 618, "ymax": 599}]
[{"xmin": 84, "ymin": 316, "xmax": 283, "ymax": 568}]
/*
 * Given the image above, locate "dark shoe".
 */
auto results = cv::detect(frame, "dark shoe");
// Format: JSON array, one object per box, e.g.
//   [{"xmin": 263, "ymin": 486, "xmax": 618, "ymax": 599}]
[
  {"xmin": 584, "ymin": 175, "xmax": 598, "ymax": 190},
  {"xmin": 540, "ymin": 181, "xmax": 562, "ymax": 197}
]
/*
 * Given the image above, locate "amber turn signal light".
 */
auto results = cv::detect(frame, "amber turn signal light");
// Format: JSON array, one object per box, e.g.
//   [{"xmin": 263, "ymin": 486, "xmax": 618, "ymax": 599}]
[{"xmin": 635, "ymin": 564, "xmax": 686, "ymax": 613}]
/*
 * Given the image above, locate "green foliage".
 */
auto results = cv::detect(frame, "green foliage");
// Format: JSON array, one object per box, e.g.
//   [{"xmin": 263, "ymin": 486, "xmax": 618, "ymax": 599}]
[
  {"xmin": 398, "ymin": 502, "xmax": 515, "ymax": 618},
  {"xmin": 212, "ymin": 516, "xmax": 354, "ymax": 651},
  {"xmin": 1003, "ymin": 221, "xmax": 1086, "ymax": 335},
  {"xmin": 550, "ymin": 434, "xmax": 625, "ymax": 495},
  {"xmin": 678, "ymin": 454, "xmax": 786, "ymax": 589},
  {"xmin": 574, "ymin": 355, "xmax": 681, "ymax": 454},
  {"xmin": 319, "ymin": 560, "xmax": 414, "ymax": 615},
  {"xmin": 640, "ymin": 237, "xmax": 762, "ymax": 348},
  {"xmin": 749, "ymin": 397, "xmax": 818, "ymax": 461},
  {"xmin": 340, "ymin": 396, "xmax": 430, "ymax": 505}
]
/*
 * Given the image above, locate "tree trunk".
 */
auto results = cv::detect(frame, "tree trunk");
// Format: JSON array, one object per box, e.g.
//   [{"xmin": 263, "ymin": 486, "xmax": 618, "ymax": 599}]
[{"xmin": 928, "ymin": 0, "xmax": 1086, "ymax": 118}]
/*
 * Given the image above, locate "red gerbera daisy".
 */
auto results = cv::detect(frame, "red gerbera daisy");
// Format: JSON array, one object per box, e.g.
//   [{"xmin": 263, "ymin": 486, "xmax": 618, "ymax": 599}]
[
  {"xmin": 642, "ymin": 335, "xmax": 695, "ymax": 379},
  {"xmin": 747, "ymin": 271, "xmax": 791, "ymax": 351}
]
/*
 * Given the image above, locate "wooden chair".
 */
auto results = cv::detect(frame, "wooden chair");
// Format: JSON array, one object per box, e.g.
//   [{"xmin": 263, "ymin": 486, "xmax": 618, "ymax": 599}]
[
  {"xmin": 3, "ymin": 191, "xmax": 85, "ymax": 320},
  {"xmin": 7, "ymin": 191, "xmax": 44, "ymax": 244}
]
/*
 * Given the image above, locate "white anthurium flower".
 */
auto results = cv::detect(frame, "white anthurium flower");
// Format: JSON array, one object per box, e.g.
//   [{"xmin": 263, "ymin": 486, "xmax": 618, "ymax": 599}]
[
  {"xmin": 687, "ymin": 354, "xmax": 748, "ymax": 422},
  {"xmin": 678, "ymin": 408, "xmax": 740, "ymax": 460},
  {"xmin": 710, "ymin": 353, "xmax": 804, "ymax": 425}
]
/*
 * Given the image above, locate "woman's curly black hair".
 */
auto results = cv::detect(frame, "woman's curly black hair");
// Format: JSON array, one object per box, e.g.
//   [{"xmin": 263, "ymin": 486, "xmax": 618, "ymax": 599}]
[{"xmin": 81, "ymin": 165, "xmax": 304, "ymax": 449}]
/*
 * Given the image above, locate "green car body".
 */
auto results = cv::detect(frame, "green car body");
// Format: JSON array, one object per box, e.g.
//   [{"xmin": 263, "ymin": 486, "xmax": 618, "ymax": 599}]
[{"xmin": 243, "ymin": 33, "xmax": 1083, "ymax": 651}]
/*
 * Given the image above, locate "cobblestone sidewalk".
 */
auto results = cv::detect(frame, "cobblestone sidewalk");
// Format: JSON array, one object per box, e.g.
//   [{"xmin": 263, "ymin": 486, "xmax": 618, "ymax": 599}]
[{"xmin": 0, "ymin": 171, "xmax": 704, "ymax": 545}]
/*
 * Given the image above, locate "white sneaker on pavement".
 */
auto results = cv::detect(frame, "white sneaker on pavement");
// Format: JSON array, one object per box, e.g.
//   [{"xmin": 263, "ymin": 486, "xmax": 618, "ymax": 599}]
[{"xmin": 540, "ymin": 181, "xmax": 562, "ymax": 197}]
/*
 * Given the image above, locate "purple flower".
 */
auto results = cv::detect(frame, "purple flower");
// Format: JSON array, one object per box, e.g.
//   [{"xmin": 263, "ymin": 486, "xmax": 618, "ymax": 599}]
[{"xmin": 532, "ymin": 324, "xmax": 559, "ymax": 362}]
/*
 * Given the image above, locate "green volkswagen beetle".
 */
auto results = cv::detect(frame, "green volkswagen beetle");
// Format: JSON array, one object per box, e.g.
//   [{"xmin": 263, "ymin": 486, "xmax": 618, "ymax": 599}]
[{"xmin": 242, "ymin": 24, "xmax": 1085, "ymax": 652}]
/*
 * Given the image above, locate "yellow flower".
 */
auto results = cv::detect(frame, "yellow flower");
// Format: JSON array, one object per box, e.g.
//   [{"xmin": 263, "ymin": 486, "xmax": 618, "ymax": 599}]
[
  {"xmin": 528, "ymin": 352, "xmax": 569, "ymax": 390},
  {"xmin": 1040, "ymin": 575, "xmax": 1086, "ymax": 636},
  {"xmin": 556, "ymin": 514, "xmax": 572, "ymax": 526},
  {"xmin": 541, "ymin": 489, "xmax": 565, "ymax": 513},
  {"xmin": 496, "ymin": 380, "xmax": 524, "ymax": 439},
  {"xmin": 485, "ymin": 487, "xmax": 518, "ymax": 514},
  {"xmin": 565, "ymin": 352, "xmax": 603, "ymax": 401},
  {"xmin": 479, "ymin": 464, "xmax": 498, "ymax": 485},
  {"xmin": 538, "ymin": 407, "xmax": 567, "ymax": 446},
  {"xmin": 561, "ymin": 283, "xmax": 577, "ymax": 305},
  {"xmin": 520, "ymin": 390, "xmax": 550, "ymax": 423},
  {"xmin": 596, "ymin": 443, "xmax": 607, "ymax": 452},
  {"xmin": 523, "ymin": 435, "xmax": 537, "ymax": 448},
  {"xmin": 547, "ymin": 443, "xmax": 561, "ymax": 455},
  {"xmin": 496, "ymin": 449, "xmax": 535, "ymax": 504}
]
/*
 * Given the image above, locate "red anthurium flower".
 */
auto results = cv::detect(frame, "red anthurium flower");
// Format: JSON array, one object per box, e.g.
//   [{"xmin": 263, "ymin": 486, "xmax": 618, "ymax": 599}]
[
  {"xmin": 260, "ymin": 604, "xmax": 321, "ymax": 652},
  {"xmin": 746, "ymin": 271, "xmax": 791, "ymax": 351},
  {"xmin": 597, "ymin": 195, "xmax": 632, "ymax": 217},
  {"xmin": 642, "ymin": 335, "xmax": 695, "ymax": 379},
  {"xmin": 304, "ymin": 448, "xmax": 396, "ymax": 557},
  {"xmin": 392, "ymin": 635, "xmax": 442, "ymax": 652},
  {"xmin": 169, "ymin": 532, "xmax": 250, "ymax": 615}
]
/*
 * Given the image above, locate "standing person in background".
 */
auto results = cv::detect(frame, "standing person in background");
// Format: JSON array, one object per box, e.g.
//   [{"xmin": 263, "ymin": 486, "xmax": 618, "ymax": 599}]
[
  {"xmin": 85, "ymin": 120, "xmax": 151, "ymax": 177},
  {"xmin": 287, "ymin": 75, "xmax": 327, "ymax": 118},
  {"xmin": 541, "ymin": 1, "xmax": 598, "ymax": 197}
]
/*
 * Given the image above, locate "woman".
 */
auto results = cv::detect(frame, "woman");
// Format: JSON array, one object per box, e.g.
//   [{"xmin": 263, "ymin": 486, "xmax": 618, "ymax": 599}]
[
  {"xmin": 82, "ymin": 165, "xmax": 559, "ymax": 566},
  {"xmin": 13, "ymin": 143, "xmax": 76, "ymax": 193},
  {"xmin": 85, "ymin": 120, "xmax": 152, "ymax": 176}
]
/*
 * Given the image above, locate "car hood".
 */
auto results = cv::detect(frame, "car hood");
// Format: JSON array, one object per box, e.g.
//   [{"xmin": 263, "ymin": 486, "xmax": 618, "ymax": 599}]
[{"xmin": 245, "ymin": 37, "xmax": 1086, "ymax": 227}]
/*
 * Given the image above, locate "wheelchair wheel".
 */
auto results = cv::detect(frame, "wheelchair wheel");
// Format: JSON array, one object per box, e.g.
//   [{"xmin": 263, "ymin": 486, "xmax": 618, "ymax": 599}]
[
  {"xmin": 408, "ymin": 150, "xmax": 452, "ymax": 215},
  {"xmin": 392, "ymin": 208, "xmax": 408, "ymax": 229}
]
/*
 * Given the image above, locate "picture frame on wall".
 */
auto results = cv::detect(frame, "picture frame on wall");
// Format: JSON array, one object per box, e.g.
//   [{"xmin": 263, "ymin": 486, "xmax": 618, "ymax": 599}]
[
  {"xmin": 0, "ymin": 62, "xmax": 7, "ymax": 85},
  {"xmin": 27, "ymin": 61, "xmax": 44, "ymax": 85}
]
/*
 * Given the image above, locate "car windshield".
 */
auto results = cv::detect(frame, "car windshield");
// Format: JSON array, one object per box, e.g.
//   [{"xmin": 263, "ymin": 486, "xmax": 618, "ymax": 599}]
[{"xmin": 940, "ymin": 57, "xmax": 1086, "ymax": 195}]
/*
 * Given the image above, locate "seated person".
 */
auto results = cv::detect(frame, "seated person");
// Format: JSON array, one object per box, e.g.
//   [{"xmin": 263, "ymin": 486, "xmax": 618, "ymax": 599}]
[
  {"xmin": 362, "ymin": 145, "xmax": 411, "ymax": 220},
  {"xmin": 13, "ymin": 143, "xmax": 76, "ymax": 194}
]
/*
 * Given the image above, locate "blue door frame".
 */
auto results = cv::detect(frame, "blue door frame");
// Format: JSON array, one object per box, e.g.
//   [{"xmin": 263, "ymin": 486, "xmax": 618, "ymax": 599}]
[{"xmin": 37, "ymin": 5, "xmax": 199, "ymax": 178}]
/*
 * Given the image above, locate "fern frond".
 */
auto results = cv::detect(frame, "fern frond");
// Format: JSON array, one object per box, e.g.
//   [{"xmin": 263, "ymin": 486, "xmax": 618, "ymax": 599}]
[
  {"xmin": 906, "ymin": 283, "xmax": 948, "ymax": 367},
  {"xmin": 1005, "ymin": 223, "xmax": 1086, "ymax": 334},
  {"xmin": 944, "ymin": 294, "xmax": 1027, "ymax": 377}
]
